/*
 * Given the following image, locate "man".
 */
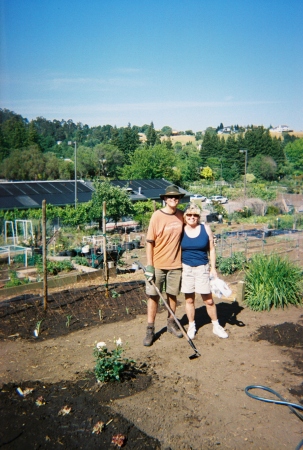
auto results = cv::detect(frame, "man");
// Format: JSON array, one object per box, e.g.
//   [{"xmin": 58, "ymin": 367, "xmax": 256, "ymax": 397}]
[{"xmin": 143, "ymin": 185, "xmax": 185, "ymax": 346}]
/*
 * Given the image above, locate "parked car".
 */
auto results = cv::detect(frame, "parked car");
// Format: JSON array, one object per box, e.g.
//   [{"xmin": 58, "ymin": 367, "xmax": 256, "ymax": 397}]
[
  {"xmin": 190, "ymin": 194, "xmax": 206, "ymax": 202},
  {"xmin": 210, "ymin": 195, "xmax": 228, "ymax": 204}
]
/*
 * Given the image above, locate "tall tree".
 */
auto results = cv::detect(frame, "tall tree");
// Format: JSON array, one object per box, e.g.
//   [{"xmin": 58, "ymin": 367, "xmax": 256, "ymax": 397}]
[
  {"xmin": 28, "ymin": 120, "xmax": 41, "ymax": 148},
  {"xmin": 146, "ymin": 122, "xmax": 157, "ymax": 147},
  {"xmin": 248, "ymin": 155, "xmax": 278, "ymax": 180},
  {"xmin": 93, "ymin": 143, "xmax": 125, "ymax": 179},
  {"xmin": 2, "ymin": 116, "xmax": 28, "ymax": 149},
  {"xmin": 284, "ymin": 138, "xmax": 303, "ymax": 173},
  {"xmin": 121, "ymin": 144, "xmax": 176, "ymax": 180},
  {"xmin": 118, "ymin": 124, "xmax": 140, "ymax": 163}
]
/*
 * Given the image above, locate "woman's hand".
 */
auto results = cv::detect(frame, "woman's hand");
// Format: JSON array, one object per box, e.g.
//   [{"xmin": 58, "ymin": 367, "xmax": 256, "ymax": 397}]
[{"xmin": 210, "ymin": 267, "xmax": 218, "ymax": 279}]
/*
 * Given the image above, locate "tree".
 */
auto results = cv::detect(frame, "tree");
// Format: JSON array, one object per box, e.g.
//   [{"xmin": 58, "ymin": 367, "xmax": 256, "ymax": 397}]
[
  {"xmin": 248, "ymin": 155, "xmax": 278, "ymax": 181},
  {"xmin": 121, "ymin": 144, "xmax": 176, "ymax": 180},
  {"xmin": 44, "ymin": 152, "xmax": 60, "ymax": 179},
  {"xmin": 284, "ymin": 138, "xmax": 303, "ymax": 173},
  {"xmin": 118, "ymin": 124, "xmax": 140, "ymax": 163},
  {"xmin": 1, "ymin": 145, "xmax": 46, "ymax": 180},
  {"xmin": 200, "ymin": 166, "xmax": 214, "ymax": 181},
  {"xmin": 146, "ymin": 122, "xmax": 157, "ymax": 147},
  {"xmin": 93, "ymin": 143, "xmax": 125, "ymax": 179},
  {"xmin": 163, "ymin": 138, "xmax": 173, "ymax": 150},
  {"xmin": 161, "ymin": 126, "xmax": 172, "ymax": 136},
  {"xmin": 28, "ymin": 120, "xmax": 40, "ymax": 147},
  {"xmin": 175, "ymin": 144, "xmax": 202, "ymax": 184},
  {"xmin": 89, "ymin": 181, "xmax": 133, "ymax": 227},
  {"xmin": 195, "ymin": 131, "xmax": 203, "ymax": 141},
  {"xmin": 72, "ymin": 145, "xmax": 94, "ymax": 179},
  {"xmin": 2, "ymin": 116, "xmax": 28, "ymax": 149},
  {"xmin": 0, "ymin": 127, "xmax": 9, "ymax": 163}
]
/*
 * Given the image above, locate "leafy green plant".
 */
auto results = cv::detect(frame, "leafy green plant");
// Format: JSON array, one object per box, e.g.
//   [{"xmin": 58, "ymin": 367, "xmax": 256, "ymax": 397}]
[
  {"xmin": 34, "ymin": 319, "xmax": 44, "ymax": 337},
  {"xmin": 35, "ymin": 257, "xmax": 74, "ymax": 275},
  {"xmin": 93, "ymin": 339, "xmax": 135, "ymax": 383},
  {"xmin": 111, "ymin": 290, "xmax": 120, "ymax": 298},
  {"xmin": 72, "ymin": 256, "xmax": 90, "ymax": 266},
  {"xmin": 244, "ymin": 254, "xmax": 303, "ymax": 311},
  {"xmin": 216, "ymin": 252, "xmax": 246, "ymax": 275},
  {"xmin": 66, "ymin": 315, "xmax": 72, "ymax": 327},
  {"xmin": 5, "ymin": 271, "xmax": 30, "ymax": 287},
  {"xmin": 13, "ymin": 254, "xmax": 26, "ymax": 265},
  {"xmin": 117, "ymin": 259, "xmax": 126, "ymax": 266},
  {"xmin": 266, "ymin": 205, "xmax": 280, "ymax": 215},
  {"xmin": 212, "ymin": 202, "xmax": 228, "ymax": 218}
]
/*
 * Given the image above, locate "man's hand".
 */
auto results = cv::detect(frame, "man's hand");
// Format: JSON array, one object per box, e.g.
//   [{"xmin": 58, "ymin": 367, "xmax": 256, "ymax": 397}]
[{"xmin": 145, "ymin": 265, "xmax": 155, "ymax": 282}]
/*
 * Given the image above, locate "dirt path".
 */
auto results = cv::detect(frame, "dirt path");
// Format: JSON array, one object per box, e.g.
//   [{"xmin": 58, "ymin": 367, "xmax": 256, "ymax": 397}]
[{"xmin": 1, "ymin": 294, "xmax": 302, "ymax": 449}]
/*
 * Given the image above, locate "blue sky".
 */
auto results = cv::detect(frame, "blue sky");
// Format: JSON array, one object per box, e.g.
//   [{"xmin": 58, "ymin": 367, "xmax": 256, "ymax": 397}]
[{"xmin": 1, "ymin": 0, "xmax": 302, "ymax": 132}]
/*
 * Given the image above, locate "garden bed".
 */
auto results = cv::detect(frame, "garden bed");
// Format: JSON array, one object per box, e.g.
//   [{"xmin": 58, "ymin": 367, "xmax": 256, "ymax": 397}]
[{"xmin": 1, "ymin": 263, "xmax": 303, "ymax": 448}]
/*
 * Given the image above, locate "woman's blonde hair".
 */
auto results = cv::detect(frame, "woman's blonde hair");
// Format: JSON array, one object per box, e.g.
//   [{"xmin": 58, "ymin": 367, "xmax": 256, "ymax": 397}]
[{"xmin": 183, "ymin": 203, "xmax": 201, "ymax": 224}]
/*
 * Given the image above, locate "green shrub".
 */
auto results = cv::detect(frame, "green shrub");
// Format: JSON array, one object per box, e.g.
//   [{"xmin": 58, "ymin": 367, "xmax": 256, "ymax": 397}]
[
  {"xmin": 216, "ymin": 252, "xmax": 246, "ymax": 275},
  {"xmin": 35, "ymin": 257, "xmax": 74, "ymax": 275},
  {"xmin": 244, "ymin": 254, "xmax": 303, "ymax": 311},
  {"xmin": 266, "ymin": 205, "xmax": 280, "ymax": 215},
  {"xmin": 13, "ymin": 254, "xmax": 26, "ymax": 264},
  {"xmin": 277, "ymin": 215, "xmax": 295, "ymax": 229},
  {"xmin": 72, "ymin": 256, "xmax": 90, "ymax": 266},
  {"xmin": 5, "ymin": 271, "xmax": 30, "ymax": 287},
  {"xmin": 93, "ymin": 340, "xmax": 135, "ymax": 383}
]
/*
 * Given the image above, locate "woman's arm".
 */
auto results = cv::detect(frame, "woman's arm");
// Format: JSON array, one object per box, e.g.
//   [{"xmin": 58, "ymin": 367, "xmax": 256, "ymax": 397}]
[{"xmin": 204, "ymin": 224, "xmax": 218, "ymax": 278}]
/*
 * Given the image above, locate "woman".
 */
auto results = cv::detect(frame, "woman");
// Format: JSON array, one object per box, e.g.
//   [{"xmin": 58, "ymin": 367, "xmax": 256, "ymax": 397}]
[{"xmin": 181, "ymin": 204, "xmax": 228, "ymax": 340}]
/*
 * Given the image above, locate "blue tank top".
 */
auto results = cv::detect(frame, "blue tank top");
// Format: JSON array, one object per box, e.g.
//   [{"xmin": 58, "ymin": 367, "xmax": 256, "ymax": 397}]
[{"xmin": 181, "ymin": 224, "xmax": 209, "ymax": 266}]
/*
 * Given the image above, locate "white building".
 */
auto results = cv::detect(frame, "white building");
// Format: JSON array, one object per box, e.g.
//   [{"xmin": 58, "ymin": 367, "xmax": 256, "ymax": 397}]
[{"xmin": 270, "ymin": 125, "xmax": 292, "ymax": 133}]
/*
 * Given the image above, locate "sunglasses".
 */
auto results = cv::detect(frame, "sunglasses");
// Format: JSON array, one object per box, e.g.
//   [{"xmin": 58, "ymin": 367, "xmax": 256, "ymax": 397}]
[
  {"xmin": 166, "ymin": 195, "xmax": 181, "ymax": 199},
  {"xmin": 186, "ymin": 214, "xmax": 199, "ymax": 217}
]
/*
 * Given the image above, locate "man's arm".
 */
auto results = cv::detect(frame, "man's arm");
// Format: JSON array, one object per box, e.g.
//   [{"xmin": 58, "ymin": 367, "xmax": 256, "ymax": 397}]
[{"xmin": 146, "ymin": 240, "xmax": 155, "ymax": 266}]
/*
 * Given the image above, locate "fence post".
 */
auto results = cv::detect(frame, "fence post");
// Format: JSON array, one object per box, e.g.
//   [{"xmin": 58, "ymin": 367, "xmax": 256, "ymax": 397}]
[
  {"xmin": 42, "ymin": 199, "xmax": 48, "ymax": 311},
  {"xmin": 103, "ymin": 201, "xmax": 109, "ymax": 297},
  {"xmin": 237, "ymin": 281, "xmax": 246, "ymax": 304}
]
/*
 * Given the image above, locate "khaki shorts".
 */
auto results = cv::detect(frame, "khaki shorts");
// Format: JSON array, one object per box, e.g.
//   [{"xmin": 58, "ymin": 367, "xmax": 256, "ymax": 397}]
[
  {"xmin": 181, "ymin": 263, "xmax": 211, "ymax": 294},
  {"xmin": 146, "ymin": 268, "xmax": 182, "ymax": 297}
]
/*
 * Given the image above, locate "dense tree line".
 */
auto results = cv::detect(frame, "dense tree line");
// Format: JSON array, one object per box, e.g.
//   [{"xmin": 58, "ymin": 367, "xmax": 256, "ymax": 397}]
[{"xmin": 0, "ymin": 108, "xmax": 301, "ymax": 187}]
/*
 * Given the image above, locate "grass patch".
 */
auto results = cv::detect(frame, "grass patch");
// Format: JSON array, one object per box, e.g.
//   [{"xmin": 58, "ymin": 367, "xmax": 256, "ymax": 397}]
[{"xmin": 244, "ymin": 253, "xmax": 303, "ymax": 311}]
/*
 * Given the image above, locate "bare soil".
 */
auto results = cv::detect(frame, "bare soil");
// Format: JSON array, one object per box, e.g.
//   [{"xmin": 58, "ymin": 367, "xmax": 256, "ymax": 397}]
[{"xmin": 1, "ymin": 268, "xmax": 303, "ymax": 450}]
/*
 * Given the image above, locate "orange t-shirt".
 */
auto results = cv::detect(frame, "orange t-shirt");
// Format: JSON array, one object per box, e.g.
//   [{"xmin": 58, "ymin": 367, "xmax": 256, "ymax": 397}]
[{"xmin": 146, "ymin": 209, "xmax": 184, "ymax": 269}]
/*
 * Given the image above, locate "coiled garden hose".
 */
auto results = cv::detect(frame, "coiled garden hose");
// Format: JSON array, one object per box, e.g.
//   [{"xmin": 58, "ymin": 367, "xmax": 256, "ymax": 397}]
[{"xmin": 245, "ymin": 385, "xmax": 303, "ymax": 450}]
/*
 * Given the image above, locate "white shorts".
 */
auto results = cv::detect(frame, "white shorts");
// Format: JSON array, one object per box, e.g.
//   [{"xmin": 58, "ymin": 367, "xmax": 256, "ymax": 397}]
[{"xmin": 181, "ymin": 263, "xmax": 211, "ymax": 294}]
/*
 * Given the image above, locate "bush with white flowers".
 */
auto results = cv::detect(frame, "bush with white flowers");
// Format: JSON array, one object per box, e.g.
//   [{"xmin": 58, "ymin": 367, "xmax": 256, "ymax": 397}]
[{"xmin": 93, "ymin": 339, "xmax": 135, "ymax": 383}]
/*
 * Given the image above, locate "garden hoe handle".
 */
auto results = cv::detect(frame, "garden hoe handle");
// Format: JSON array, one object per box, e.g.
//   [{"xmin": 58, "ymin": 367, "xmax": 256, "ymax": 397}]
[{"xmin": 138, "ymin": 262, "xmax": 201, "ymax": 358}]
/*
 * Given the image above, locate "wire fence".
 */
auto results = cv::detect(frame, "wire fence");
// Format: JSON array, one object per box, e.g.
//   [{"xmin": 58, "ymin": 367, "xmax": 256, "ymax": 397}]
[
  {"xmin": 1, "ymin": 226, "xmax": 303, "ymax": 342},
  {"xmin": 216, "ymin": 229, "xmax": 303, "ymax": 268}
]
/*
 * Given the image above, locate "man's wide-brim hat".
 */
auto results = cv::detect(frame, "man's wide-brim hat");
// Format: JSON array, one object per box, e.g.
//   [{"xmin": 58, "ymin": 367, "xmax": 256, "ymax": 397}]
[{"xmin": 160, "ymin": 184, "xmax": 185, "ymax": 199}]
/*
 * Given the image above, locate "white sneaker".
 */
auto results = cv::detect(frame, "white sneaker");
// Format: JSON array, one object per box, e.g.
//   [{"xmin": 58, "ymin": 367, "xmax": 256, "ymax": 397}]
[
  {"xmin": 213, "ymin": 324, "xmax": 228, "ymax": 339},
  {"xmin": 187, "ymin": 322, "xmax": 196, "ymax": 340}
]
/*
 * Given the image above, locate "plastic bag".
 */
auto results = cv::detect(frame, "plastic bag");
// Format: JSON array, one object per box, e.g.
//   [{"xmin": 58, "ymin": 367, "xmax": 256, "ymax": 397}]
[{"xmin": 210, "ymin": 277, "xmax": 232, "ymax": 298}]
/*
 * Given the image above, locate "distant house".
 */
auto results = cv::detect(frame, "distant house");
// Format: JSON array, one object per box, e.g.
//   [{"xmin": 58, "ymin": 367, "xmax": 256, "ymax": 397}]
[
  {"xmin": 270, "ymin": 125, "xmax": 293, "ymax": 133},
  {"xmin": 218, "ymin": 126, "xmax": 232, "ymax": 135}
]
